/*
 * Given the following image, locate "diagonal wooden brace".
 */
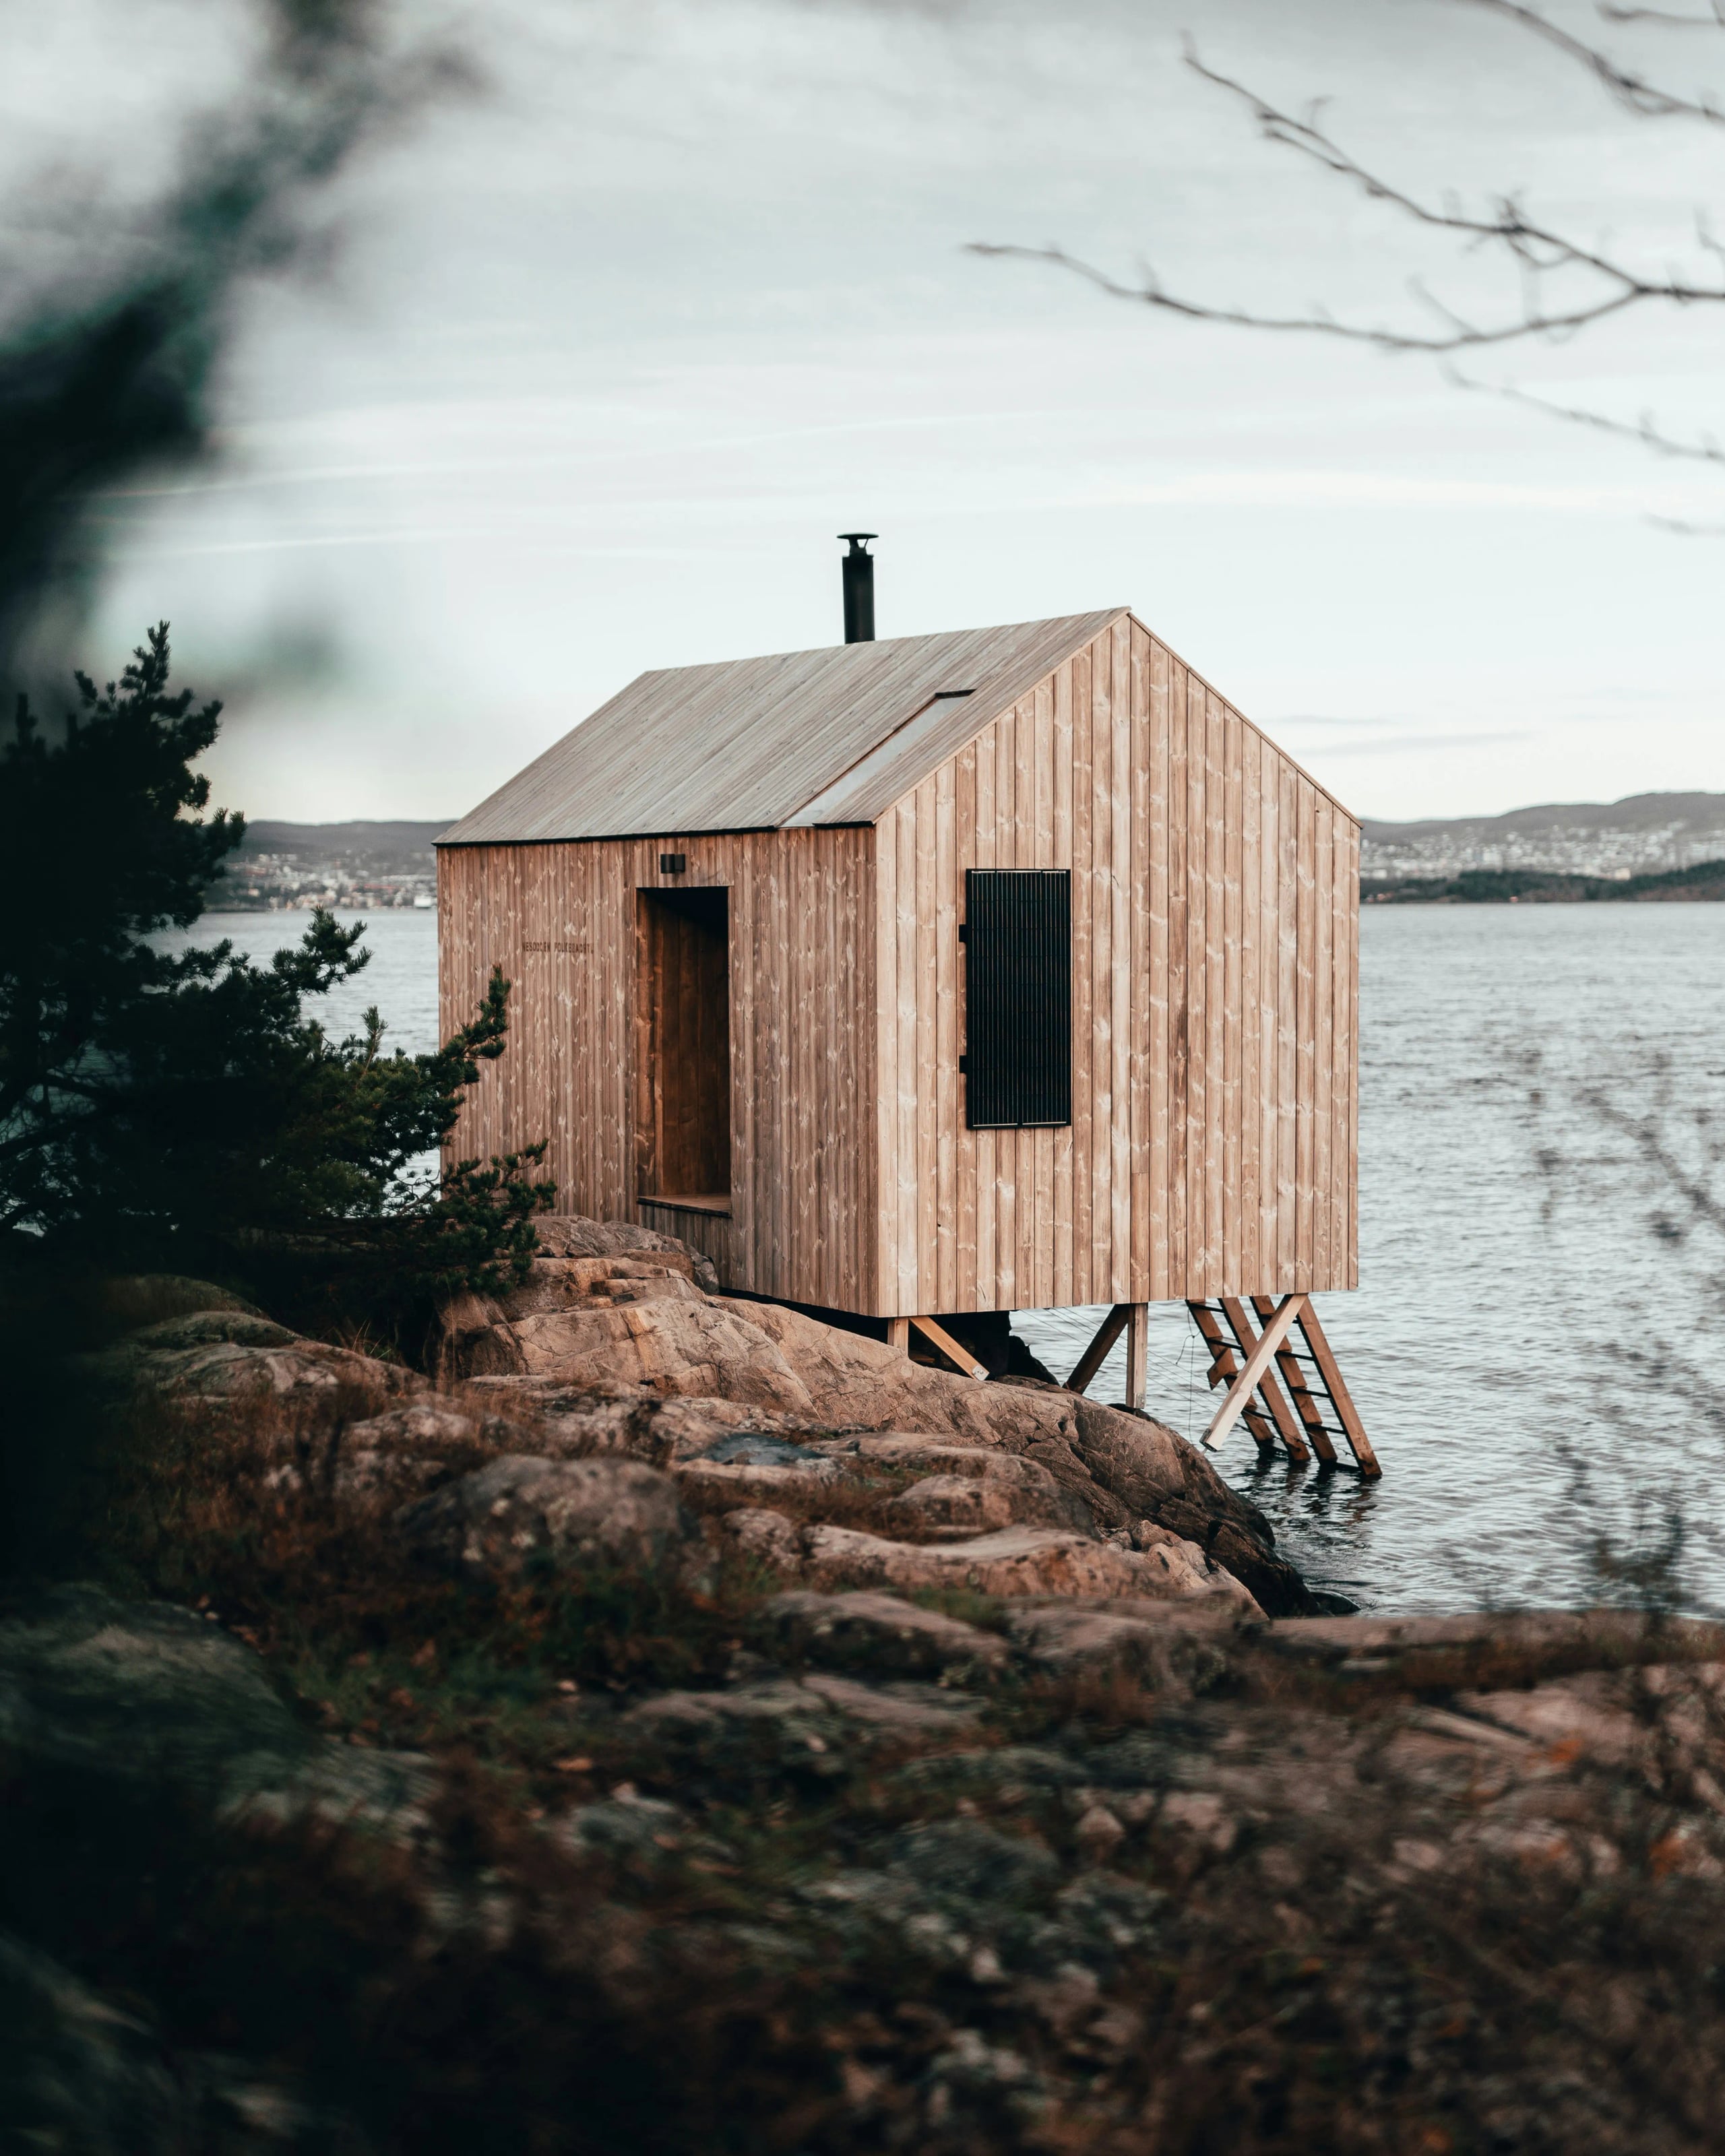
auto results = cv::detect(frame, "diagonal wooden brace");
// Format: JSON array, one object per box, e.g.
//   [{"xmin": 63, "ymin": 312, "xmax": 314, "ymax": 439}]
[
  {"xmin": 1294, "ymin": 1302, "xmax": 1381, "ymax": 1477},
  {"xmin": 909, "ymin": 1314, "xmax": 989, "ymax": 1381},
  {"xmin": 1219, "ymin": 1296, "xmax": 1315, "ymax": 1464},
  {"xmin": 1066, "ymin": 1304, "xmax": 1131, "ymax": 1396},
  {"xmin": 1203, "ymin": 1294, "xmax": 1307, "ymax": 1450},
  {"xmin": 1216, "ymin": 1294, "xmax": 1328, "ymax": 1466}
]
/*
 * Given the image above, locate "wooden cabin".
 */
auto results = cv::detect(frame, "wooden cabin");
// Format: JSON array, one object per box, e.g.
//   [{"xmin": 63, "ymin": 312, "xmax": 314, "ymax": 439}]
[{"xmin": 438, "ymin": 599, "xmax": 1377, "ymax": 1471}]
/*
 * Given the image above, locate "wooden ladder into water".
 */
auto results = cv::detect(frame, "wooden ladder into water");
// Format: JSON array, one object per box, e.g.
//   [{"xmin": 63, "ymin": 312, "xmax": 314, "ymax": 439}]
[{"xmin": 1185, "ymin": 1296, "xmax": 1381, "ymax": 1478}]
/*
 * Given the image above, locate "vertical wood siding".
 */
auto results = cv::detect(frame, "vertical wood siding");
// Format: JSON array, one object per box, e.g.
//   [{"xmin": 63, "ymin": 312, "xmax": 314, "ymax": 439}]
[
  {"xmin": 873, "ymin": 621, "xmax": 1358, "ymax": 1312},
  {"xmin": 439, "ymin": 614, "xmax": 1358, "ymax": 1319},
  {"xmin": 438, "ymin": 828, "xmax": 876, "ymax": 1310}
]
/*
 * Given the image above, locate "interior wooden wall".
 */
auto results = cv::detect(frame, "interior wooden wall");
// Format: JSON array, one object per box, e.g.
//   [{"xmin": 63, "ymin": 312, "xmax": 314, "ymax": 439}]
[
  {"xmin": 635, "ymin": 887, "xmax": 732, "ymax": 1201},
  {"xmin": 438, "ymin": 828, "xmax": 876, "ymax": 1310},
  {"xmin": 873, "ymin": 616, "xmax": 1358, "ymax": 1316}
]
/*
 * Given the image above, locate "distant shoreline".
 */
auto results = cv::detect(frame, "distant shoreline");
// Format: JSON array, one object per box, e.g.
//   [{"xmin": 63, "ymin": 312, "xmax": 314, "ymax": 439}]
[{"xmin": 1364, "ymin": 860, "xmax": 1725, "ymax": 906}]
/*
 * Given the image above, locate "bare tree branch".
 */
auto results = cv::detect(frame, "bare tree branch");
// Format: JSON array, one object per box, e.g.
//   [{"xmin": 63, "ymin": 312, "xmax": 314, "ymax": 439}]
[
  {"xmin": 1599, "ymin": 2, "xmax": 1725, "ymax": 32},
  {"xmin": 1443, "ymin": 363, "xmax": 1725, "ymax": 462},
  {"xmin": 975, "ymin": 7, "xmax": 1725, "ymax": 512},
  {"xmin": 1464, "ymin": 0, "xmax": 1725, "ymax": 123},
  {"xmin": 972, "ymin": 39, "xmax": 1725, "ymax": 357}
]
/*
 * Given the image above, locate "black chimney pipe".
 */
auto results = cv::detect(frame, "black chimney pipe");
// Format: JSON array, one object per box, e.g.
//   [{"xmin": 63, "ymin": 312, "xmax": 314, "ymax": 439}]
[{"xmin": 839, "ymin": 532, "xmax": 877, "ymax": 643}]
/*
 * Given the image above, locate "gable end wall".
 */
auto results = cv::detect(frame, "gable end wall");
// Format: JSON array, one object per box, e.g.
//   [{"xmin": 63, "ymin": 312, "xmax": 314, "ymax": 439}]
[
  {"xmin": 438, "ymin": 827, "xmax": 878, "ymax": 1309},
  {"xmin": 873, "ymin": 616, "xmax": 1359, "ymax": 1314}
]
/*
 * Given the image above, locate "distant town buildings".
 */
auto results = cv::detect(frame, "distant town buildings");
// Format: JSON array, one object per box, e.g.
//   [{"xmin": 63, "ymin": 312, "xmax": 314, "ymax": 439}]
[
  {"xmin": 207, "ymin": 821, "xmax": 447, "ymax": 912},
  {"xmin": 221, "ymin": 851, "xmax": 435, "ymax": 912},
  {"xmin": 1360, "ymin": 795, "xmax": 1725, "ymax": 885}
]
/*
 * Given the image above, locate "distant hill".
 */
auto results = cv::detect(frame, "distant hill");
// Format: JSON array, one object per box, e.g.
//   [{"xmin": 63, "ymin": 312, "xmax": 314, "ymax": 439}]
[
  {"xmin": 1362, "ymin": 791, "xmax": 1725, "ymax": 882},
  {"xmin": 232, "ymin": 821, "xmax": 452, "ymax": 877},
  {"xmin": 212, "ymin": 820, "xmax": 454, "ymax": 910},
  {"xmin": 1365, "ymin": 857, "xmax": 1725, "ymax": 906}
]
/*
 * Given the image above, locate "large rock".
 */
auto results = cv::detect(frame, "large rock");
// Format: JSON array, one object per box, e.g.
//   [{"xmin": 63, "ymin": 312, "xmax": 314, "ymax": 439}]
[
  {"xmin": 674, "ymin": 1455, "xmax": 842, "ymax": 1509},
  {"xmin": 333, "ymin": 1399, "xmax": 501, "ymax": 1502},
  {"xmin": 0, "ymin": 1930, "xmax": 372, "ymax": 2156},
  {"xmin": 531, "ymin": 1213, "xmax": 721, "ymax": 1291},
  {"xmin": 713, "ymin": 1299, "xmax": 993, "ymax": 1434},
  {"xmin": 396, "ymin": 1455, "xmax": 701, "ymax": 1579},
  {"xmin": 92, "ymin": 1273, "xmax": 264, "ymax": 1331},
  {"xmin": 0, "ymin": 1584, "xmax": 307, "ymax": 1786},
  {"xmin": 509, "ymin": 1299, "xmax": 815, "ymax": 1409},
  {"xmin": 507, "ymin": 1256, "xmax": 708, "ymax": 1317},
  {"xmin": 85, "ymin": 1313, "xmax": 425, "ymax": 1424},
  {"xmin": 763, "ymin": 1589, "xmax": 1011, "ymax": 1678},
  {"xmin": 440, "ymin": 1274, "xmax": 1311, "ymax": 1609},
  {"xmin": 1005, "ymin": 1600, "xmax": 1243, "ymax": 1691},
  {"xmin": 799, "ymin": 1523, "xmax": 1263, "ymax": 1611},
  {"xmin": 460, "ymin": 1380, "xmax": 835, "ymax": 1467}
]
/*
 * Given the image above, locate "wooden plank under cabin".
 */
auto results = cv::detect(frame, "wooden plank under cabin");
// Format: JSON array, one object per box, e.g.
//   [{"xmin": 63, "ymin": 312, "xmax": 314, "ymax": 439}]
[
  {"xmin": 1145, "ymin": 632, "xmax": 1170, "ymax": 1302},
  {"xmin": 1069, "ymin": 646, "xmax": 1094, "ymax": 1302},
  {"xmin": 1050, "ymin": 664, "xmax": 1075, "ymax": 1308}
]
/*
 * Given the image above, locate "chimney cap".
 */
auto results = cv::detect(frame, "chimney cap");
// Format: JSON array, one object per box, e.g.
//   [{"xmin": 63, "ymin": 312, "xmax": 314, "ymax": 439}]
[{"xmin": 838, "ymin": 532, "xmax": 877, "ymax": 550}]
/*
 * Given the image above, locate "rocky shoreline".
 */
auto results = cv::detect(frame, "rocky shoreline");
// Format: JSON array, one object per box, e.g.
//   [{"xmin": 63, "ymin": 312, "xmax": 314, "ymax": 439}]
[{"xmin": 9, "ymin": 1221, "xmax": 1725, "ymax": 2152}]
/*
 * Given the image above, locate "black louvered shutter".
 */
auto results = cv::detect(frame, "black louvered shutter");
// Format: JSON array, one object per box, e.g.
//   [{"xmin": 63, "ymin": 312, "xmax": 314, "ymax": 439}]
[{"xmin": 963, "ymin": 868, "xmax": 1071, "ymax": 1129}]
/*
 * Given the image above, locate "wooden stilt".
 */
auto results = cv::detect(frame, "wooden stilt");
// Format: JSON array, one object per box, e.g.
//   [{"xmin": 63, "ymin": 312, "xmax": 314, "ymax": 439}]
[
  {"xmin": 1248, "ymin": 1296, "xmax": 1333, "ymax": 1462},
  {"xmin": 1293, "ymin": 1302, "xmax": 1381, "ymax": 1477},
  {"xmin": 1067, "ymin": 1304, "xmax": 1130, "ymax": 1396},
  {"xmin": 1251, "ymin": 1294, "xmax": 1377, "ymax": 1477},
  {"xmin": 1187, "ymin": 1300, "xmax": 1309, "ymax": 1463},
  {"xmin": 887, "ymin": 1317, "xmax": 910, "ymax": 1352},
  {"xmin": 908, "ymin": 1314, "xmax": 989, "ymax": 1381},
  {"xmin": 1124, "ymin": 1304, "xmax": 1149, "ymax": 1412},
  {"xmin": 1220, "ymin": 1296, "xmax": 1318, "ymax": 1462},
  {"xmin": 1203, "ymin": 1294, "xmax": 1305, "ymax": 1450}
]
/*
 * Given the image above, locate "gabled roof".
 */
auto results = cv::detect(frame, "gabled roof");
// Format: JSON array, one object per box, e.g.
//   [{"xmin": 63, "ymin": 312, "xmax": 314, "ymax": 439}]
[{"xmin": 437, "ymin": 610, "xmax": 1127, "ymax": 845}]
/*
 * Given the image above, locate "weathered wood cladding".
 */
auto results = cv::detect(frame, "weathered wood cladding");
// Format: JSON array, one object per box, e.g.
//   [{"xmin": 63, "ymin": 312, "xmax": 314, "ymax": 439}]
[
  {"xmin": 873, "ymin": 620, "xmax": 1358, "ymax": 1314},
  {"xmin": 439, "ymin": 609, "xmax": 1358, "ymax": 1321},
  {"xmin": 438, "ymin": 829, "xmax": 877, "ymax": 1310}
]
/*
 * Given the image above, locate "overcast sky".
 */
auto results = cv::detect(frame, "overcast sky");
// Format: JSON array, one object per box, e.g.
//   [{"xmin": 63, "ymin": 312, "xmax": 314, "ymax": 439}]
[{"xmin": 13, "ymin": 0, "xmax": 1725, "ymax": 823}]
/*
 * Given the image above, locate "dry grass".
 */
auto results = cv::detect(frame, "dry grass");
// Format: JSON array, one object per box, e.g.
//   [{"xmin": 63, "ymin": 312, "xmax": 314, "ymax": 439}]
[{"xmin": 29, "ymin": 1345, "xmax": 1725, "ymax": 2151}]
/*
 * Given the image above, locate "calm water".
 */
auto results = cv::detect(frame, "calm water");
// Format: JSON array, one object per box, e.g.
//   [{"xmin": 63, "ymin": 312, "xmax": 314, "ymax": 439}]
[{"xmin": 193, "ymin": 906, "xmax": 1725, "ymax": 1614}]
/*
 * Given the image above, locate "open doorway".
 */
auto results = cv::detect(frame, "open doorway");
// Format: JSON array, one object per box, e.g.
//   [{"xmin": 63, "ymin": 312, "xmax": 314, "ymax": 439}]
[{"xmin": 635, "ymin": 885, "xmax": 731, "ymax": 1212}]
